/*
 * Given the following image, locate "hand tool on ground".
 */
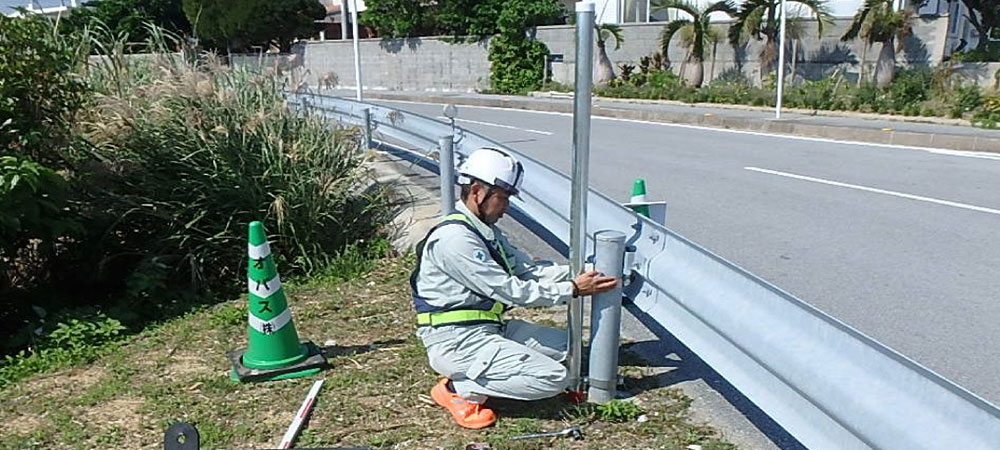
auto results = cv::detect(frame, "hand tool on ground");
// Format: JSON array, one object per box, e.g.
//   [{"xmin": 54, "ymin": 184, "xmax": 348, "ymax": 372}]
[{"xmin": 509, "ymin": 425, "xmax": 583, "ymax": 441}]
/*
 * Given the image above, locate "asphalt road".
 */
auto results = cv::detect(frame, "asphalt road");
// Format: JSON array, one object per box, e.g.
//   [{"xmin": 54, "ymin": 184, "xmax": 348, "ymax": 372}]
[{"xmin": 374, "ymin": 98, "xmax": 1000, "ymax": 409}]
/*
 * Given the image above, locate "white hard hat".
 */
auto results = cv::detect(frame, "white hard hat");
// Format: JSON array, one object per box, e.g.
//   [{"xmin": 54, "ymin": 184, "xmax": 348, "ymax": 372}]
[{"xmin": 457, "ymin": 148, "xmax": 524, "ymax": 195}]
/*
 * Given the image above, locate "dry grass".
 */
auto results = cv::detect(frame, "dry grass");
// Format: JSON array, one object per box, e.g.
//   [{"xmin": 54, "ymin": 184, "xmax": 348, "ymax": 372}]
[{"xmin": 0, "ymin": 256, "xmax": 735, "ymax": 450}]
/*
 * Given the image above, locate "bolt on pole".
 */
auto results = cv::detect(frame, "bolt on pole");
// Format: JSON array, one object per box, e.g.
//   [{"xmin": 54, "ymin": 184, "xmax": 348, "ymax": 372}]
[
  {"xmin": 568, "ymin": 0, "xmax": 595, "ymax": 394},
  {"xmin": 588, "ymin": 230, "xmax": 626, "ymax": 403},
  {"xmin": 350, "ymin": 0, "xmax": 363, "ymax": 102},
  {"xmin": 438, "ymin": 135, "xmax": 456, "ymax": 215}
]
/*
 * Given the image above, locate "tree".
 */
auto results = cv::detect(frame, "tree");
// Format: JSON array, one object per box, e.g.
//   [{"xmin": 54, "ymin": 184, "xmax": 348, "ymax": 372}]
[
  {"xmin": 488, "ymin": 0, "xmax": 564, "ymax": 93},
  {"xmin": 182, "ymin": 0, "xmax": 325, "ymax": 52},
  {"xmin": 435, "ymin": 0, "xmax": 503, "ymax": 40},
  {"xmin": 361, "ymin": 0, "xmax": 435, "ymax": 38},
  {"xmin": 728, "ymin": 0, "xmax": 831, "ymax": 76},
  {"xmin": 654, "ymin": 0, "xmax": 735, "ymax": 87},
  {"xmin": 63, "ymin": 0, "xmax": 191, "ymax": 48},
  {"xmin": 595, "ymin": 24, "xmax": 624, "ymax": 86},
  {"xmin": 841, "ymin": 0, "xmax": 914, "ymax": 88},
  {"xmin": 950, "ymin": 0, "xmax": 999, "ymax": 53}
]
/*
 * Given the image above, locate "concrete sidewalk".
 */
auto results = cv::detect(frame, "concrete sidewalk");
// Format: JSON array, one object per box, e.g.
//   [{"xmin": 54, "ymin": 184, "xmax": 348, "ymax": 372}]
[{"xmin": 328, "ymin": 89, "xmax": 1000, "ymax": 153}]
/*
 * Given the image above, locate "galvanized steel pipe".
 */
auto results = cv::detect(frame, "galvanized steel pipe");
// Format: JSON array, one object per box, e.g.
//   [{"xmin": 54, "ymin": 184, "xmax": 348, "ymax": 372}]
[
  {"xmin": 567, "ymin": 1, "xmax": 595, "ymax": 394},
  {"xmin": 362, "ymin": 108, "xmax": 372, "ymax": 149},
  {"xmin": 438, "ymin": 135, "xmax": 456, "ymax": 215},
  {"xmin": 588, "ymin": 230, "xmax": 626, "ymax": 403}
]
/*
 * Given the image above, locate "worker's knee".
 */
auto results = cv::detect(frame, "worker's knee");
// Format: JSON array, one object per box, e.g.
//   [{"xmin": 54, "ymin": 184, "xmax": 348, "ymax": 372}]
[{"xmin": 516, "ymin": 363, "xmax": 569, "ymax": 401}]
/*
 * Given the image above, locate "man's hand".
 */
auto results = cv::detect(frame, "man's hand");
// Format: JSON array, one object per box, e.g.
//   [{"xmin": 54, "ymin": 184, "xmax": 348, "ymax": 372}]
[{"xmin": 571, "ymin": 270, "xmax": 618, "ymax": 297}]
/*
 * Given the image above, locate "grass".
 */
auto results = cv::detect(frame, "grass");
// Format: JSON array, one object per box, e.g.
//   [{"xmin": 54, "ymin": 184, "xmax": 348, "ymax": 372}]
[{"xmin": 0, "ymin": 255, "xmax": 736, "ymax": 450}]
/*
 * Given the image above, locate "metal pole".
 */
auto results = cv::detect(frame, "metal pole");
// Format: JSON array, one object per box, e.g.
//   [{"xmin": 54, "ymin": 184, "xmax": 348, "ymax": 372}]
[
  {"xmin": 438, "ymin": 135, "xmax": 456, "ymax": 215},
  {"xmin": 568, "ymin": 1, "xmax": 595, "ymax": 395},
  {"xmin": 587, "ymin": 231, "xmax": 626, "ymax": 404},
  {"xmin": 775, "ymin": 0, "xmax": 786, "ymax": 119},
  {"xmin": 351, "ymin": 0, "xmax": 363, "ymax": 102},
  {"xmin": 340, "ymin": 0, "xmax": 348, "ymax": 40},
  {"xmin": 645, "ymin": 0, "xmax": 650, "ymax": 22},
  {"xmin": 362, "ymin": 108, "xmax": 372, "ymax": 149}
]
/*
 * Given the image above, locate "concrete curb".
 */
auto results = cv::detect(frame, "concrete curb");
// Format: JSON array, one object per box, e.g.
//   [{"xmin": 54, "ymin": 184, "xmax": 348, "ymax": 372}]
[
  {"xmin": 355, "ymin": 91, "xmax": 1000, "ymax": 153},
  {"xmin": 531, "ymin": 91, "xmax": 973, "ymax": 127}
]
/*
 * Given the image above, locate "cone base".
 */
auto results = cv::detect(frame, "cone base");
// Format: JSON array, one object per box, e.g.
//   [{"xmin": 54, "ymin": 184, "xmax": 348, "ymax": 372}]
[{"xmin": 228, "ymin": 339, "xmax": 327, "ymax": 383}]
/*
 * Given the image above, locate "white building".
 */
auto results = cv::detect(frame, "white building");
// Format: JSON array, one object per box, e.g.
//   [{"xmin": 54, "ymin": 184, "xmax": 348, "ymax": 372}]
[{"xmin": 564, "ymin": 0, "xmax": 991, "ymax": 55}]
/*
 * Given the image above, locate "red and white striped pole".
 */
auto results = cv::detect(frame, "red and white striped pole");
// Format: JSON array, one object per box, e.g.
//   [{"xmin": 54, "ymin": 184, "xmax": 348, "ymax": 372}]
[{"xmin": 279, "ymin": 379, "xmax": 325, "ymax": 449}]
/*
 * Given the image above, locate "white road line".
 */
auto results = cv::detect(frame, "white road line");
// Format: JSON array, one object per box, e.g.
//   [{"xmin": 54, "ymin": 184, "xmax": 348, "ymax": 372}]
[
  {"xmin": 436, "ymin": 116, "xmax": 553, "ymax": 135},
  {"xmin": 381, "ymin": 99, "xmax": 1000, "ymax": 161},
  {"xmin": 745, "ymin": 166, "xmax": 1000, "ymax": 216}
]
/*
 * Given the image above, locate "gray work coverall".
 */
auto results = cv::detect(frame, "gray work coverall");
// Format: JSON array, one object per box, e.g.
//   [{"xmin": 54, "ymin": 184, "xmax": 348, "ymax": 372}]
[{"xmin": 413, "ymin": 201, "xmax": 575, "ymax": 401}]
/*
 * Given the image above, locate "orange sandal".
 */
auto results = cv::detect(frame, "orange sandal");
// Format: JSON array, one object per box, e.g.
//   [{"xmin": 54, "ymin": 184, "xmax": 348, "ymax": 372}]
[{"xmin": 430, "ymin": 378, "xmax": 496, "ymax": 429}]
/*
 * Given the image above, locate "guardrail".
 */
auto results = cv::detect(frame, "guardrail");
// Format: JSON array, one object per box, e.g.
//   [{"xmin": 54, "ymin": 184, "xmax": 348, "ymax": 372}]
[{"xmin": 289, "ymin": 92, "xmax": 1000, "ymax": 450}]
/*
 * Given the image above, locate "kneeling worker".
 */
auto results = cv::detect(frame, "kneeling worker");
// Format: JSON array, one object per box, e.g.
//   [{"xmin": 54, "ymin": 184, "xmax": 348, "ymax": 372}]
[{"xmin": 410, "ymin": 147, "xmax": 618, "ymax": 429}]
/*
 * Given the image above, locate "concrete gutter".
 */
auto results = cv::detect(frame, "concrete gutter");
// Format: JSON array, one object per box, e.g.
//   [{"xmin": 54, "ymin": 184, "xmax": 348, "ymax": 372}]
[{"xmin": 348, "ymin": 90, "xmax": 1000, "ymax": 154}]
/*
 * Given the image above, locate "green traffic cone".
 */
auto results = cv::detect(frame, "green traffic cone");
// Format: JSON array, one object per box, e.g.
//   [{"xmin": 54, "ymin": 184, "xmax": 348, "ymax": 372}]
[
  {"xmin": 228, "ymin": 221, "xmax": 326, "ymax": 382},
  {"xmin": 630, "ymin": 178, "xmax": 651, "ymax": 218}
]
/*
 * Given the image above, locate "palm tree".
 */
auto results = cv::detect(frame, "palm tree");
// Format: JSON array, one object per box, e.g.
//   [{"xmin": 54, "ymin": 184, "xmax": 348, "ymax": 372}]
[
  {"xmin": 728, "ymin": 0, "xmax": 831, "ymax": 77},
  {"xmin": 595, "ymin": 24, "xmax": 625, "ymax": 86},
  {"xmin": 841, "ymin": 0, "xmax": 914, "ymax": 88},
  {"xmin": 653, "ymin": 0, "xmax": 735, "ymax": 87}
]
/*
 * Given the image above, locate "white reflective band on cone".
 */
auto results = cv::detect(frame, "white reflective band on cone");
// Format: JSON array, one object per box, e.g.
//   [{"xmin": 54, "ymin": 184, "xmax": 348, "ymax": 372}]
[
  {"xmin": 248, "ymin": 308, "xmax": 292, "ymax": 335},
  {"xmin": 248, "ymin": 275, "xmax": 282, "ymax": 299},
  {"xmin": 630, "ymin": 194, "xmax": 647, "ymax": 203},
  {"xmin": 248, "ymin": 242, "xmax": 272, "ymax": 260}
]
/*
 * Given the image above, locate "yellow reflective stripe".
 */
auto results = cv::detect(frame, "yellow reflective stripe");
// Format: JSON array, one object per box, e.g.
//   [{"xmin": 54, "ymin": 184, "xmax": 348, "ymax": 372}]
[
  {"xmin": 496, "ymin": 243, "xmax": 515, "ymax": 273},
  {"xmin": 417, "ymin": 302, "xmax": 505, "ymax": 326}
]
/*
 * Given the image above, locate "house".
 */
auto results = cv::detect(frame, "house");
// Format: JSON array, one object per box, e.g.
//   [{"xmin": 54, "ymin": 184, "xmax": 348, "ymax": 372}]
[
  {"xmin": 563, "ymin": 0, "xmax": 988, "ymax": 57},
  {"xmin": 314, "ymin": 0, "xmax": 373, "ymax": 40}
]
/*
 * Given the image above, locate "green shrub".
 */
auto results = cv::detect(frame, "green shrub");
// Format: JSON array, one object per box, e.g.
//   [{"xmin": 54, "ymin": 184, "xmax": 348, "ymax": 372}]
[
  {"xmin": 953, "ymin": 84, "xmax": 984, "ymax": 117},
  {"xmin": 595, "ymin": 399, "xmax": 643, "ymax": 422},
  {"xmin": 2, "ymin": 22, "xmax": 392, "ymax": 369},
  {"xmin": 71, "ymin": 48, "xmax": 392, "ymax": 299},
  {"xmin": 786, "ymin": 77, "xmax": 847, "ymax": 110},
  {"xmin": 489, "ymin": 35, "xmax": 549, "ymax": 94},
  {"xmin": 0, "ymin": 314, "xmax": 127, "ymax": 388},
  {"xmin": 0, "ymin": 15, "xmax": 90, "ymax": 163},
  {"xmin": 973, "ymin": 95, "xmax": 1000, "ymax": 128},
  {"xmin": 949, "ymin": 43, "xmax": 1000, "ymax": 63},
  {"xmin": 851, "ymin": 83, "xmax": 885, "ymax": 112},
  {"xmin": 0, "ymin": 156, "xmax": 81, "ymax": 274},
  {"xmin": 885, "ymin": 68, "xmax": 932, "ymax": 112}
]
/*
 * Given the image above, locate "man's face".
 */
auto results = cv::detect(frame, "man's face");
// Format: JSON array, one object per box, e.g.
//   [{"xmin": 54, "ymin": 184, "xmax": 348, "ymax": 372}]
[{"xmin": 474, "ymin": 184, "xmax": 511, "ymax": 225}]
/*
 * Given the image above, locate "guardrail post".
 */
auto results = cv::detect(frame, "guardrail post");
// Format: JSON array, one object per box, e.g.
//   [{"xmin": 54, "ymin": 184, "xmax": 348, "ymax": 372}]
[
  {"xmin": 438, "ymin": 135, "xmax": 456, "ymax": 215},
  {"xmin": 567, "ymin": 0, "xmax": 596, "ymax": 396},
  {"xmin": 588, "ymin": 230, "xmax": 626, "ymax": 403},
  {"xmin": 362, "ymin": 108, "xmax": 372, "ymax": 149}
]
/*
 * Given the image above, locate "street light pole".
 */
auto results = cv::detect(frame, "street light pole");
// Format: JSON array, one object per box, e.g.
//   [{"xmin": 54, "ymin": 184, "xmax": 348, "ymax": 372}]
[
  {"xmin": 351, "ymin": 0, "xmax": 363, "ymax": 102},
  {"xmin": 775, "ymin": 0, "xmax": 786, "ymax": 119}
]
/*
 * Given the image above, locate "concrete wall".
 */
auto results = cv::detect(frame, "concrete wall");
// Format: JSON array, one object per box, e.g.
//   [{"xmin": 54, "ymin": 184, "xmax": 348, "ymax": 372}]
[
  {"xmin": 230, "ymin": 15, "xmax": 970, "ymax": 92},
  {"xmin": 234, "ymin": 37, "xmax": 491, "ymax": 92},
  {"xmin": 955, "ymin": 63, "xmax": 1000, "ymax": 89},
  {"xmin": 540, "ymin": 16, "xmax": 952, "ymax": 86}
]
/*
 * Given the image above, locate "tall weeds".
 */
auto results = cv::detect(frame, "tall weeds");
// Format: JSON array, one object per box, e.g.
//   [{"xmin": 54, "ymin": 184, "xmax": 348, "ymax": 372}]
[{"xmin": 2, "ymin": 21, "xmax": 392, "ymax": 361}]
